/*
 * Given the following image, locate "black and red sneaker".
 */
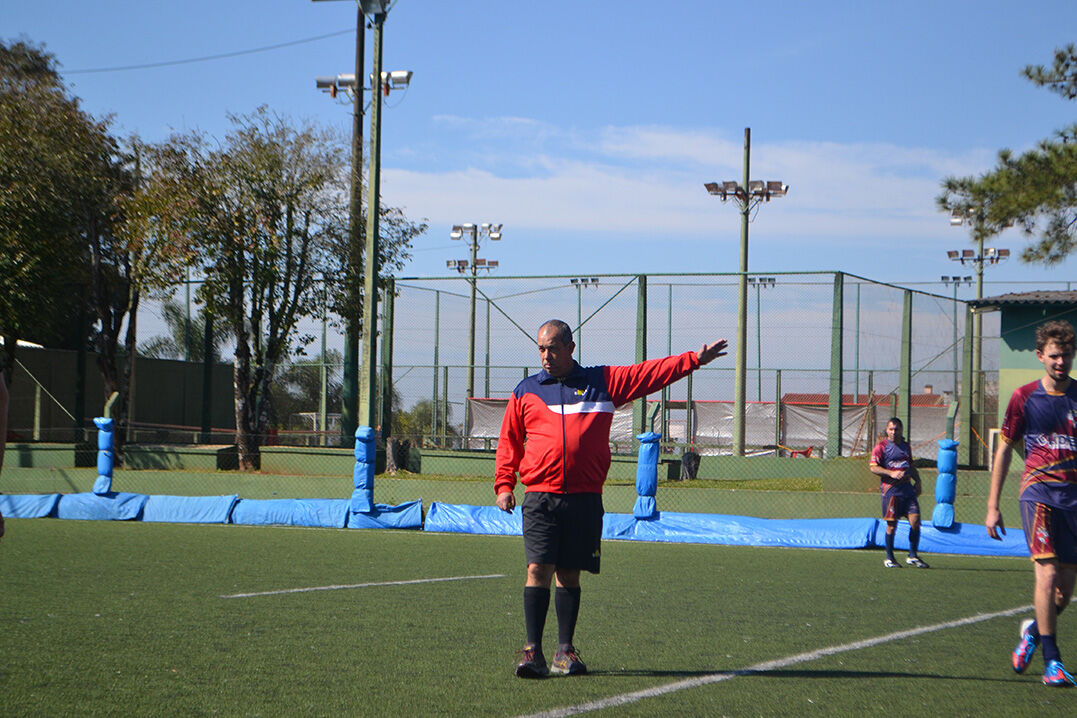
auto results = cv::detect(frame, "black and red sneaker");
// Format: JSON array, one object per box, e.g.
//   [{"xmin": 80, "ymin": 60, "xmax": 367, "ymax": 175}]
[
  {"xmin": 551, "ymin": 645, "xmax": 587, "ymax": 676},
  {"xmin": 515, "ymin": 645, "xmax": 549, "ymax": 678}
]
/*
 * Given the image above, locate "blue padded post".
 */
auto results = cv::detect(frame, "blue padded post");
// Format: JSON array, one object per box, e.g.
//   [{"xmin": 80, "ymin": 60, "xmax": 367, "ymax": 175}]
[
  {"xmin": 351, "ymin": 426, "xmax": 375, "ymax": 514},
  {"xmin": 92, "ymin": 417, "xmax": 114, "ymax": 495},
  {"xmin": 633, "ymin": 432, "xmax": 660, "ymax": 519},
  {"xmin": 932, "ymin": 438, "xmax": 959, "ymax": 529}
]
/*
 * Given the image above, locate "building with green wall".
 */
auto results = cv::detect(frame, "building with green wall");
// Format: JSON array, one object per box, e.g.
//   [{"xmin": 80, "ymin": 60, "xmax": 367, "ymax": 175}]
[{"xmin": 971, "ymin": 290, "xmax": 1077, "ymax": 430}]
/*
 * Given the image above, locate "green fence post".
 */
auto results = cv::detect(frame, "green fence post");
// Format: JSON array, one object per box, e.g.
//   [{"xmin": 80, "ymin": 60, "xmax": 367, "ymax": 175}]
[
  {"xmin": 774, "ymin": 368, "xmax": 782, "ymax": 452},
  {"xmin": 899, "ymin": 289, "xmax": 912, "ymax": 435},
  {"xmin": 959, "ymin": 305, "xmax": 974, "ymax": 466},
  {"xmin": 379, "ymin": 278, "xmax": 395, "ymax": 442},
  {"xmin": 431, "ymin": 290, "xmax": 440, "ymax": 441},
  {"xmin": 827, "ymin": 272, "xmax": 844, "ymax": 458},
  {"xmin": 201, "ymin": 312, "xmax": 214, "ymax": 444},
  {"xmin": 867, "ymin": 370, "xmax": 875, "ymax": 446},
  {"xmin": 634, "ymin": 274, "xmax": 648, "ymax": 438},
  {"xmin": 441, "ymin": 365, "xmax": 449, "ymax": 448}
]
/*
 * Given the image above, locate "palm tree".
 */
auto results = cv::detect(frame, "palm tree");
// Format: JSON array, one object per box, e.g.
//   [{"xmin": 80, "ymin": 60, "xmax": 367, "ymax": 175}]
[{"xmin": 141, "ymin": 299, "xmax": 228, "ymax": 362}]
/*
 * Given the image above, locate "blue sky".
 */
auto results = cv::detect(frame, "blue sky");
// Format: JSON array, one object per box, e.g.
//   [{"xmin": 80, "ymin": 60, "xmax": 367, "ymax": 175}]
[{"xmin": 6, "ymin": 0, "xmax": 1077, "ymax": 294}]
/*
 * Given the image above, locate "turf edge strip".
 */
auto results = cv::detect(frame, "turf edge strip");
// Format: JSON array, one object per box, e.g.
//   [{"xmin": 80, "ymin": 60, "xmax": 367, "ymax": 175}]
[
  {"xmin": 519, "ymin": 603, "xmax": 1033, "ymax": 718},
  {"xmin": 219, "ymin": 573, "xmax": 506, "ymax": 599}
]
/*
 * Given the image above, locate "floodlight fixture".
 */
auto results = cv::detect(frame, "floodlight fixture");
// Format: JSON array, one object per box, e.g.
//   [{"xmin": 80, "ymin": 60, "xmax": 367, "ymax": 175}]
[
  {"xmin": 950, "ymin": 209, "xmax": 966, "ymax": 226},
  {"xmin": 487, "ymin": 260, "xmax": 499, "ymax": 268},
  {"xmin": 946, "ymin": 250, "xmax": 959, "ymax": 260},
  {"xmin": 998, "ymin": 248, "xmax": 1010, "ymax": 258},
  {"xmin": 747, "ymin": 180, "xmax": 765, "ymax": 194},
  {"xmin": 358, "ymin": 0, "xmax": 389, "ymax": 14},
  {"xmin": 961, "ymin": 249, "xmax": 975, "ymax": 259},
  {"xmin": 704, "ymin": 182, "xmax": 721, "ymax": 195},
  {"xmin": 387, "ymin": 70, "xmax": 412, "ymax": 87}
]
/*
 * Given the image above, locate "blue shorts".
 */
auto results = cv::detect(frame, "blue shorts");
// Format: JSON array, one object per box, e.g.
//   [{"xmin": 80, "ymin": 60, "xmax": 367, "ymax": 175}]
[
  {"xmin": 521, "ymin": 492, "xmax": 604, "ymax": 574},
  {"xmin": 882, "ymin": 484, "xmax": 920, "ymax": 522},
  {"xmin": 1020, "ymin": 500, "xmax": 1077, "ymax": 566}
]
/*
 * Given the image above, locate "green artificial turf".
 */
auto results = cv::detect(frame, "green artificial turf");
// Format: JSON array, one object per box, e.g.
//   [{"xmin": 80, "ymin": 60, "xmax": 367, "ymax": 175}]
[{"xmin": 0, "ymin": 519, "xmax": 1065, "ymax": 717}]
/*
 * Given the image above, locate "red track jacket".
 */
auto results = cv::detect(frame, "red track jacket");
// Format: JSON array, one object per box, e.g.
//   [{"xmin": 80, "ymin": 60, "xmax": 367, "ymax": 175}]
[{"xmin": 494, "ymin": 351, "xmax": 700, "ymax": 496}]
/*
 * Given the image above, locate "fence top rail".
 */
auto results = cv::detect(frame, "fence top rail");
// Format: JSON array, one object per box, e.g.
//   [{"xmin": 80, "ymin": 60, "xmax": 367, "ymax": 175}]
[{"xmin": 395, "ymin": 271, "xmax": 970, "ymax": 303}]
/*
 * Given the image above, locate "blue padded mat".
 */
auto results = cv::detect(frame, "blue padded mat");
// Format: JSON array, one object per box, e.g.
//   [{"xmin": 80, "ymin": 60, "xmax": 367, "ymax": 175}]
[
  {"xmin": 229, "ymin": 498, "xmax": 349, "ymax": 528},
  {"xmin": 346, "ymin": 499, "xmax": 423, "ymax": 529},
  {"xmin": 425, "ymin": 502, "xmax": 1029, "ymax": 557},
  {"xmin": 0, "ymin": 493, "xmax": 62, "ymax": 519},
  {"xmin": 141, "ymin": 494, "xmax": 240, "ymax": 524},
  {"xmin": 55, "ymin": 492, "xmax": 149, "ymax": 521}
]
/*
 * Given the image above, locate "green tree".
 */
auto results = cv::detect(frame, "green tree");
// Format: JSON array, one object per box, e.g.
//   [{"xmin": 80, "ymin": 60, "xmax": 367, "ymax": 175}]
[
  {"xmin": 0, "ymin": 39, "xmax": 104, "ymax": 375},
  {"xmin": 153, "ymin": 108, "xmax": 423, "ymax": 469},
  {"xmin": 141, "ymin": 299, "xmax": 229, "ymax": 362},
  {"xmin": 271, "ymin": 350, "xmax": 343, "ymax": 430},
  {"xmin": 939, "ymin": 44, "xmax": 1077, "ymax": 264}
]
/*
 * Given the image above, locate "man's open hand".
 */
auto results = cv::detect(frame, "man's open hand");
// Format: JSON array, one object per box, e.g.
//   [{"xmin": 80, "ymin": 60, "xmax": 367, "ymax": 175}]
[{"xmin": 697, "ymin": 339, "xmax": 729, "ymax": 366}]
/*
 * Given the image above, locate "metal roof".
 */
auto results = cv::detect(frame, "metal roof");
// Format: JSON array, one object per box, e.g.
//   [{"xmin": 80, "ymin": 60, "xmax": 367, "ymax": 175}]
[{"xmin": 969, "ymin": 290, "xmax": 1077, "ymax": 309}]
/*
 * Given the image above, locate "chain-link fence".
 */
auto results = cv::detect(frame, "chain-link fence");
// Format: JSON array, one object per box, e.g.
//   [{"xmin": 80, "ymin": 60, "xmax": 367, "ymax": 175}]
[{"xmin": 2, "ymin": 272, "xmax": 1040, "ymax": 491}]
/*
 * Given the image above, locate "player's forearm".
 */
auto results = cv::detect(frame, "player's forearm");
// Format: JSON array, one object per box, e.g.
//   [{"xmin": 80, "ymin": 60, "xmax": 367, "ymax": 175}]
[{"xmin": 986, "ymin": 445, "xmax": 1012, "ymax": 509}]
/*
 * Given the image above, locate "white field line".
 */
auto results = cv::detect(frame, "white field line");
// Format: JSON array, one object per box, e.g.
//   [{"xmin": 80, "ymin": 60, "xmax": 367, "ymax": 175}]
[
  {"xmin": 220, "ymin": 573, "xmax": 505, "ymax": 599},
  {"xmin": 519, "ymin": 603, "xmax": 1033, "ymax": 718}
]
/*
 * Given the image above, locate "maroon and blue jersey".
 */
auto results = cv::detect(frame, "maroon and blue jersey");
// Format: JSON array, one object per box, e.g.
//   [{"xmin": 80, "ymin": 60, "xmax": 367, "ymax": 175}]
[
  {"xmin": 870, "ymin": 439, "xmax": 914, "ymax": 495},
  {"xmin": 1001, "ymin": 379, "xmax": 1077, "ymax": 510}
]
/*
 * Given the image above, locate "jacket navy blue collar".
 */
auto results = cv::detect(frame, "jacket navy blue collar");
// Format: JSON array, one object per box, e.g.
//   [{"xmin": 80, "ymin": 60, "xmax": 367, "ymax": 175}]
[{"xmin": 536, "ymin": 361, "xmax": 584, "ymax": 384}]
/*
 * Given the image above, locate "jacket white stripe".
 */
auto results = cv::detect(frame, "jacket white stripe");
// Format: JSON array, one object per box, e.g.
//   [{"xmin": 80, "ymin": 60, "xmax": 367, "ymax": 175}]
[{"xmin": 546, "ymin": 400, "xmax": 615, "ymax": 415}]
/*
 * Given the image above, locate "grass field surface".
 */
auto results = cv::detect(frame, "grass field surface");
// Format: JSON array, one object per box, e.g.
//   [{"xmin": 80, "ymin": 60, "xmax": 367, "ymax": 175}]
[{"xmin": 1, "ymin": 518, "xmax": 1068, "ymax": 716}]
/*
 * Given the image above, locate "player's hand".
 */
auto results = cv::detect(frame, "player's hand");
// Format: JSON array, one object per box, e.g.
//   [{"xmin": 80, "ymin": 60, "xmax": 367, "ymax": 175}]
[
  {"xmin": 697, "ymin": 339, "xmax": 728, "ymax": 366},
  {"xmin": 985, "ymin": 507, "xmax": 1005, "ymax": 540},
  {"xmin": 496, "ymin": 491, "xmax": 516, "ymax": 513},
  {"xmin": 890, "ymin": 469, "xmax": 906, "ymax": 480}
]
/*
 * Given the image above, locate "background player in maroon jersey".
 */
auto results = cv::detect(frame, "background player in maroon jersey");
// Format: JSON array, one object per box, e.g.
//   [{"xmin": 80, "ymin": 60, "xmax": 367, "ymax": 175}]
[{"xmin": 869, "ymin": 417, "xmax": 927, "ymax": 568}]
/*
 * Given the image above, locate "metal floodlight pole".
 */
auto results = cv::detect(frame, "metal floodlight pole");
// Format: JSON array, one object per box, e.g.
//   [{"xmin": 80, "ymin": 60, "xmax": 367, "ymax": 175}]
[
  {"xmin": 342, "ymin": 4, "xmax": 366, "ymax": 443},
  {"xmin": 358, "ymin": 10, "xmax": 385, "ymax": 432},
  {"xmin": 947, "ymin": 210, "xmax": 1009, "ymax": 463},
  {"xmin": 468, "ymin": 226, "xmax": 478, "ymax": 408},
  {"xmin": 312, "ymin": 0, "xmax": 367, "ymax": 443},
  {"xmin": 704, "ymin": 128, "xmax": 787, "ymax": 456},
  {"xmin": 451, "ymin": 223, "xmax": 502, "ymax": 442},
  {"xmin": 735, "ymin": 128, "xmax": 750, "ymax": 456}
]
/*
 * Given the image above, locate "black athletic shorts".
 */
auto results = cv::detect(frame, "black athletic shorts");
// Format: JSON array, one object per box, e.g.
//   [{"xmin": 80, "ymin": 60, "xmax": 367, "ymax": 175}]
[{"xmin": 521, "ymin": 491, "xmax": 604, "ymax": 574}]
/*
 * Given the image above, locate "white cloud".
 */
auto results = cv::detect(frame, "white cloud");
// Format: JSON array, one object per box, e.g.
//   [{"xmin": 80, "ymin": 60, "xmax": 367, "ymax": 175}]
[{"xmin": 383, "ymin": 120, "xmax": 1009, "ymax": 242}]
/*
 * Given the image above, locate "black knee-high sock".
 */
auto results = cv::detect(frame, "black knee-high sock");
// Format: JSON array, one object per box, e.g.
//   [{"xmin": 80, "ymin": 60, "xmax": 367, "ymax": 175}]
[
  {"xmin": 908, "ymin": 526, "xmax": 921, "ymax": 557},
  {"xmin": 556, "ymin": 586, "xmax": 582, "ymax": 648},
  {"xmin": 524, "ymin": 586, "xmax": 550, "ymax": 651},
  {"xmin": 885, "ymin": 532, "xmax": 896, "ymax": 561}
]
